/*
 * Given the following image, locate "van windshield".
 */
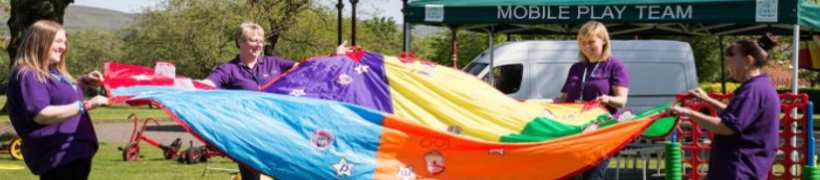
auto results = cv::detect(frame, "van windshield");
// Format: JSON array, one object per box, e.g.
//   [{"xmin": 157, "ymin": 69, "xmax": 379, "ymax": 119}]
[{"xmin": 464, "ymin": 62, "xmax": 488, "ymax": 76}]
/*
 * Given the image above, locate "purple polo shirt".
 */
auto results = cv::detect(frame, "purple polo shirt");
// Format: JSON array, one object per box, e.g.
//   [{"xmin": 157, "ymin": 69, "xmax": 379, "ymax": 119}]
[
  {"xmin": 6, "ymin": 67, "xmax": 98, "ymax": 175},
  {"xmin": 207, "ymin": 55, "xmax": 296, "ymax": 90},
  {"xmin": 708, "ymin": 75, "xmax": 780, "ymax": 179},
  {"xmin": 560, "ymin": 57, "xmax": 630, "ymax": 114}
]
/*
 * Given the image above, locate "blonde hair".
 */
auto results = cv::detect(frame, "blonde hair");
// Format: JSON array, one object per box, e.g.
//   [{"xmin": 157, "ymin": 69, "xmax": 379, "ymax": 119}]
[
  {"xmin": 577, "ymin": 21, "xmax": 612, "ymax": 63},
  {"xmin": 234, "ymin": 22, "xmax": 264, "ymax": 48},
  {"xmin": 14, "ymin": 20, "xmax": 73, "ymax": 82}
]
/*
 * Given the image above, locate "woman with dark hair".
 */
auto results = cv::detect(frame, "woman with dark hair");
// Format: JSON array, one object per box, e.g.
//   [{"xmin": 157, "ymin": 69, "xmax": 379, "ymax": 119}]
[{"xmin": 668, "ymin": 36, "xmax": 780, "ymax": 179}]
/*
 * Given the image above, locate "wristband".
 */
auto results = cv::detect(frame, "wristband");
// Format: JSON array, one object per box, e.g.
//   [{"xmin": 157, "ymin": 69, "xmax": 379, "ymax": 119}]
[{"xmin": 77, "ymin": 101, "xmax": 85, "ymax": 115}]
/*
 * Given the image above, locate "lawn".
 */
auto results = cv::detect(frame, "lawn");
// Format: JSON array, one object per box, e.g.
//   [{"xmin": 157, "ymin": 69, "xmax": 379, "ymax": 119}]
[
  {"xmin": 0, "ymin": 143, "xmax": 237, "ymax": 180},
  {"xmin": 0, "ymin": 96, "xmax": 169, "ymax": 124}
]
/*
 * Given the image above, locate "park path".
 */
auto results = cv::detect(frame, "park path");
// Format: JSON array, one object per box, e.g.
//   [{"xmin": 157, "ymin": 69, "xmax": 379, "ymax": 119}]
[{"xmin": 1, "ymin": 121, "xmax": 204, "ymax": 146}]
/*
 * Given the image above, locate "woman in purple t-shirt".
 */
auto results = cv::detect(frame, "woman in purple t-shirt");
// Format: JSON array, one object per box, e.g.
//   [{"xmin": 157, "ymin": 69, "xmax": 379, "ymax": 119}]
[
  {"xmin": 198, "ymin": 21, "xmax": 295, "ymax": 180},
  {"xmin": 198, "ymin": 21, "xmax": 348, "ymax": 180},
  {"xmin": 556, "ymin": 21, "xmax": 631, "ymax": 114},
  {"xmin": 668, "ymin": 37, "xmax": 780, "ymax": 179},
  {"xmin": 201, "ymin": 22, "xmax": 350, "ymax": 91},
  {"xmin": 200, "ymin": 22, "xmax": 297, "ymax": 91},
  {"xmin": 556, "ymin": 21, "xmax": 631, "ymax": 180},
  {"xmin": 6, "ymin": 20, "xmax": 109, "ymax": 180}
]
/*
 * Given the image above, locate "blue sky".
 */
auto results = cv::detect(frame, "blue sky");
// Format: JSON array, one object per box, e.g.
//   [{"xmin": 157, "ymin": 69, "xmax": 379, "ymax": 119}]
[{"xmin": 74, "ymin": 0, "xmax": 405, "ymax": 23}]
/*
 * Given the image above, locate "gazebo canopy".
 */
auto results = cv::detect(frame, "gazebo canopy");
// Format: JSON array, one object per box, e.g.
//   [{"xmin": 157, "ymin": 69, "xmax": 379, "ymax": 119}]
[{"xmin": 404, "ymin": 0, "xmax": 820, "ymax": 36}]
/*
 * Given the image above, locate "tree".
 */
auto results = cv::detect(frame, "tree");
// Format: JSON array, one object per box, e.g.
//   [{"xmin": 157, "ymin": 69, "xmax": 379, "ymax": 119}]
[
  {"xmin": 243, "ymin": 0, "xmax": 311, "ymax": 56},
  {"xmin": 688, "ymin": 36, "xmax": 722, "ymax": 83},
  {"xmin": 66, "ymin": 30, "xmax": 124, "ymax": 75},
  {"xmin": 120, "ymin": 0, "xmax": 410, "ymax": 78},
  {"xmin": 121, "ymin": 0, "xmax": 242, "ymax": 78},
  {"xmin": 421, "ymin": 30, "xmax": 507, "ymax": 68},
  {"xmin": 6, "ymin": 0, "xmax": 74, "ymax": 67},
  {"xmin": 270, "ymin": 7, "xmax": 339, "ymax": 60},
  {"xmin": 358, "ymin": 17, "xmax": 402, "ymax": 55}
]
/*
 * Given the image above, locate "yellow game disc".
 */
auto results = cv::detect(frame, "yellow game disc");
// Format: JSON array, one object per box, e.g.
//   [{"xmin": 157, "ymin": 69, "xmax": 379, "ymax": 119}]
[{"xmin": 0, "ymin": 164, "xmax": 24, "ymax": 170}]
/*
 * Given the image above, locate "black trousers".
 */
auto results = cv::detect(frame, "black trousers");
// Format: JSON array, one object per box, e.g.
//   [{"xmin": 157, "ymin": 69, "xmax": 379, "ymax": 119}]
[
  {"xmin": 40, "ymin": 158, "xmax": 93, "ymax": 180},
  {"xmin": 239, "ymin": 164, "xmax": 260, "ymax": 180}
]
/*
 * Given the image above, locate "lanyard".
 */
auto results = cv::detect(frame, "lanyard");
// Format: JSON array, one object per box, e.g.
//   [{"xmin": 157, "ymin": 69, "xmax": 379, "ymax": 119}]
[
  {"xmin": 51, "ymin": 73, "xmax": 79, "ymax": 94},
  {"xmin": 579, "ymin": 63, "xmax": 599, "ymax": 100}
]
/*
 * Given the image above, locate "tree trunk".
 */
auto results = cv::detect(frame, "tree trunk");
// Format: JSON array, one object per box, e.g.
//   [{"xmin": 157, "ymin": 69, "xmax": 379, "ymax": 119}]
[
  {"xmin": 7, "ymin": 0, "xmax": 73, "ymax": 67},
  {"xmin": 266, "ymin": 33, "xmax": 280, "ymax": 56},
  {"xmin": 2, "ymin": 0, "xmax": 73, "ymax": 114},
  {"xmin": 255, "ymin": 0, "xmax": 309, "ymax": 57}
]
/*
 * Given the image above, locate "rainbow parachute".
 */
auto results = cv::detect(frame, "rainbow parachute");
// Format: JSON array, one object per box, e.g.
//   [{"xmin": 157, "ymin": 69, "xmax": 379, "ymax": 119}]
[{"xmin": 105, "ymin": 51, "xmax": 675, "ymax": 179}]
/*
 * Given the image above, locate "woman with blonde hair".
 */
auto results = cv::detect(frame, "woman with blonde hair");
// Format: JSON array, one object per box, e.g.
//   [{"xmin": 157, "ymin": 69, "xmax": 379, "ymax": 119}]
[
  {"xmin": 6, "ymin": 20, "xmax": 108, "ymax": 180},
  {"xmin": 555, "ymin": 20, "xmax": 631, "ymax": 180},
  {"xmin": 201, "ymin": 21, "xmax": 350, "ymax": 180}
]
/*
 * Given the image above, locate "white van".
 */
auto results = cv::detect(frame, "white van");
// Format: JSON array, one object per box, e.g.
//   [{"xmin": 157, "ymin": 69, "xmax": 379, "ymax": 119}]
[{"xmin": 463, "ymin": 40, "xmax": 699, "ymax": 112}]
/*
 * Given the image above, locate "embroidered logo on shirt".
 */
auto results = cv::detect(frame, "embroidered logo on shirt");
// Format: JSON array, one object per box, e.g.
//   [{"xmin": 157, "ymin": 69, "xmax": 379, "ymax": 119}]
[
  {"xmin": 396, "ymin": 165, "xmax": 417, "ymax": 180},
  {"xmin": 288, "ymin": 88, "xmax": 306, "ymax": 97},
  {"xmin": 310, "ymin": 129, "xmax": 334, "ymax": 151},
  {"xmin": 333, "ymin": 158, "xmax": 354, "ymax": 177},
  {"xmin": 337, "ymin": 73, "xmax": 353, "ymax": 85},
  {"xmin": 424, "ymin": 150, "xmax": 446, "ymax": 175},
  {"xmin": 354, "ymin": 65, "xmax": 370, "ymax": 74}
]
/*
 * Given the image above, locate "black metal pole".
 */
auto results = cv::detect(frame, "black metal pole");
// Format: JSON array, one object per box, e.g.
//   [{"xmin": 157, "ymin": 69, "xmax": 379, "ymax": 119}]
[
  {"xmin": 336, "ymin": 0, "xmax": 343, "ymax": 45},
  {"xmin": 402, "ymin": 0, "xmax": 409, "ymax": 52},
  {"xmin": 450, "ymin": 26, "xmax": 459, "ymax": 68},
  {"xmin": 719, "ymin": 36, "xmax": 726, "ymax": 94},
  {"xmin": 350, "ymin": 0, "xmax": 358, "ymax": 46},
  {"xmin": 488, "ymin": 26, "xmax": 496, "ymax": 85}
]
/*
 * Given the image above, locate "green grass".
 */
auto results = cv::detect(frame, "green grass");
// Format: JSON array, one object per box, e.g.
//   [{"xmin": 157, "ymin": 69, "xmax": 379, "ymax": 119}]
[
  {"xmin": 0, "ymin": 96, "xmax": 169, "ymax": 124},
  {"xmin": 0, "ymin": 143, "xmax": 238, "ymax": 180},
  {"xmin": 84, "ymin": 105, "xmax": 169, "ymax": 122}
]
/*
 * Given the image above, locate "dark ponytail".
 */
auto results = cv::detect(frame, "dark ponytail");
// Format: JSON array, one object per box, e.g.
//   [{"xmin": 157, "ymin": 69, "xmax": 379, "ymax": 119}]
[
  {"xmin": 725, "ymin": 33, "xmax": 778, "ymax": 68},
  {"xmin": 757, "ymin": 32, "xmax": 779, "ymax": 52}
]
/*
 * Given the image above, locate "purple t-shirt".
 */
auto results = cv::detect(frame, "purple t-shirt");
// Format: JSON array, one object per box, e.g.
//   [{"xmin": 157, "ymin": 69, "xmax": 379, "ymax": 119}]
[
  {"xmin": 560, "ymin": 57, "xmax": 630, "ymax": 114},
  {"xmin": 708, "ymin": 75, "xmax": 780, "ymax": 179},
  {"xmin": 5, "ymin": 67, "xmax": 98, "ymax": 175},
  {"xmin": 207, "ymin": 55, "xmax": 296, "ymax": 90}
]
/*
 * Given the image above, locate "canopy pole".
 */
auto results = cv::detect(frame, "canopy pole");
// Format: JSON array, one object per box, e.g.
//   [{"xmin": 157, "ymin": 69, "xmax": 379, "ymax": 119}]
[
  {"xmin": 401, "ymin": 0, "xmax": 410, "ymax": 53},
  {"xmin": 719, "ymin": 36, "xmax": 726, "ymax": 94},
  {"xmin": 792, "ymin": 24, "xmax": 801, "ymax": 94},
  {"xmin": 350, "ymin": 0, "xmax": 359, "ymax": 46},
  {"xmin": 336, "ymin": 0, "xmax": 344, "ymax": 45},
  {"xmin": 488, "ymin": 26, "xmax": 496, "ymax": 85},
  {"xmin": 450, "ymin": 26, "xmax": 459, "ymax": 69}
]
